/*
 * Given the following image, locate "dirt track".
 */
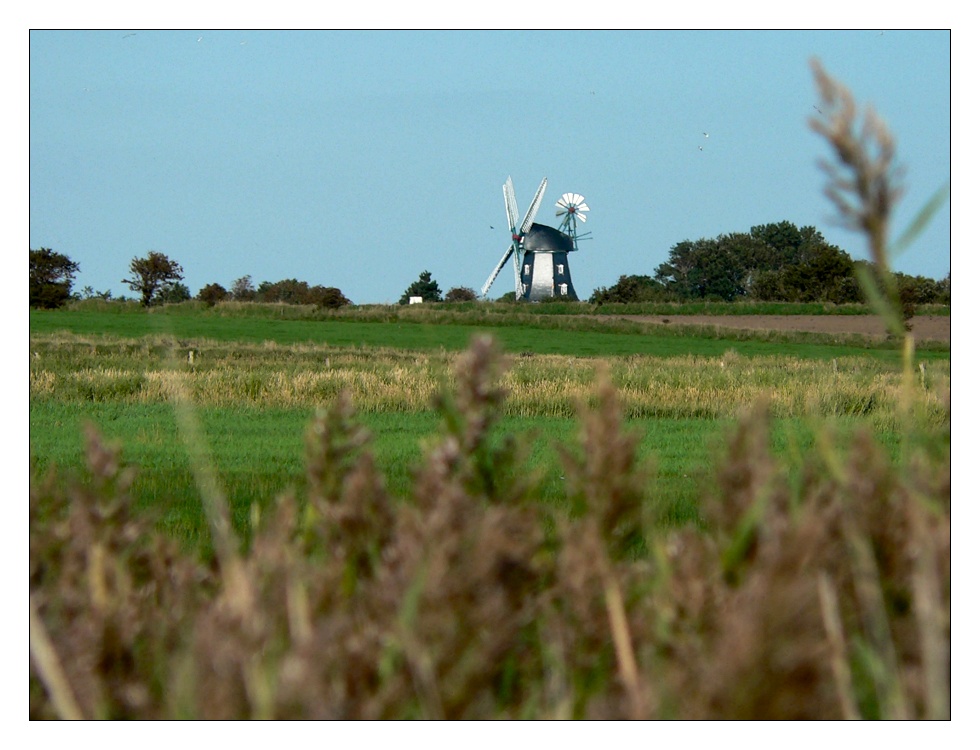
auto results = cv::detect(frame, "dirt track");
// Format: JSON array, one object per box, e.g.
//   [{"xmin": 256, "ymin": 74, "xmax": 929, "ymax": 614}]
[{"xmin": 622, "ymin": 314, "xmax": 951, "ymax": 343}]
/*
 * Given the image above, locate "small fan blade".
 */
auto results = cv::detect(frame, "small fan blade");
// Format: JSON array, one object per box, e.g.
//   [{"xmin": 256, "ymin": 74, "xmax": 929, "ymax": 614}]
[{"xmin": 557, "ymin": 193, "xmax": 588, "ymax": 212}]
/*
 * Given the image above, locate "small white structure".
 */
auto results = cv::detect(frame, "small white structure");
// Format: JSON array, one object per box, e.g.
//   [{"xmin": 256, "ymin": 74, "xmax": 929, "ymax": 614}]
[{"xmin": 409, "ymin": 296, "xmax": 423, "ymax": 305}]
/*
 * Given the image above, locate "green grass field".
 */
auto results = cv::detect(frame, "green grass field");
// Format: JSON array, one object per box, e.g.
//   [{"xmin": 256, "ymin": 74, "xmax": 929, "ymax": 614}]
[
  {"xmin": 30, "ymin": 303, "xmax": 948, "ymax": 549},
  {"xmin": 37, "ymin": 399, "xmax": 883, "ymax": 545},
  {"xmin": 29, "ymin": 302, "xmax": 951, "ymax": 360}
]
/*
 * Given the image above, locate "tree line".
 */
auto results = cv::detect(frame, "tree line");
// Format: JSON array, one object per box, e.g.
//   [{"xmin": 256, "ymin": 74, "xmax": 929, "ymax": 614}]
[
  {"xmin": 28, "ymin": 249, "xmax": 353, "ymax": 310},
  {"xmin": 589, "ymin": 221, "xmax": 950, "ymax": 311},
  {"xmin": 30, "ymin": 220, "xmax": 951, "ymax": 311},
  {"xmin": 28, "ymin": 248, "xmax": 479, "ymax": 310}
]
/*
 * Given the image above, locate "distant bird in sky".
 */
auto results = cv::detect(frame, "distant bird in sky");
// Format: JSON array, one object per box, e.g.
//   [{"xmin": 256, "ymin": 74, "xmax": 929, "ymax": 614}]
[
  {"xmin": 699, "ymin": 145, "xmax": 704, "ymax": 151},
  {"xmin": 197, "ymin": 36, "xmax": 203, "ymax": 42},
  {"xmin": 703, "ymin": 132, "xmax": 709, "ymax": 138}
]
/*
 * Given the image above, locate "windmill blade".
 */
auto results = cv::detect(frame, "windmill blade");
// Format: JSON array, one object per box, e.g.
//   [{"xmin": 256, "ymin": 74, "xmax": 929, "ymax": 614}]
[
  {"xmin": 481, "ymin": 245, "xmax": 515, "ymax": 298},
  {"xmin": 557, "ymin": 193, "xmax": 590, "ymax": 220},
  {"xmin": 503, "ymin": 177, "xmax": 519, "ymax": 233},
  {"xmin": 519, "ymin": 177, "xmax": 548, "ymax": 234}
]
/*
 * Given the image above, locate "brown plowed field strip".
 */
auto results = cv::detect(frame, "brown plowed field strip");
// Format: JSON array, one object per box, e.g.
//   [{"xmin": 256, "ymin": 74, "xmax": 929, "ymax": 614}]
[{"xmin": 613, "ymin": 314, "xmax": 951, "ymax": 343}]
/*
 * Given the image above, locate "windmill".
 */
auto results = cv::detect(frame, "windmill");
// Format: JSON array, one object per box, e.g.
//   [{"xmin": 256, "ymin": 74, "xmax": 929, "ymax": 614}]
[
  {"xmin": 481, "ymin": 176, "xmax": 548, "ymax": 299},
  {"xmin": 481, "ymin": 177, "xmax": 591, "ymax": 302}
]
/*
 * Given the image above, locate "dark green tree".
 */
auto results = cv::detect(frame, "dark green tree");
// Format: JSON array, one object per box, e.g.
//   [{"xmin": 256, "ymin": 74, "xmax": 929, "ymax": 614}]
[
  {"xmin": 655, "ymin": 238, "xmax": 747, "ymax": 301},
  {"xmin": 748, "ymin": 221, "xmax": 812, "ymax": 268},
  {"xmin": 122, "ymin": 251, "xmax": 184, "ymax": 307},
  {"xmin": 938, "ymin": 272, "xmax": 951, "ymax": 304},
  {"xmin": 656, "ymin": 222, "xmax": 858, "ymax": 303},
  {"xmin": 252, "ymin": 279, "xmax": 351, "ymax": 307},
  {"xmin": 256, "ymin": 279, "xmax": 311, "ymax": 304},
  {"xmin": 309, "ymin": 286, "xmax": 351, "ymax": 309},
  {"xmin": 30, "ymin": 248, "xmax": 80, "ymax": 308},
  {"xmin": 779, "ymin": 242, "xmax": 855, "ymax": 302},
  {"xmin": 198, "ymin": 283, "xmax": 228, "ymax": 307},
  {"xmin": 894, "ymin": 272, "xmax": 948, "ymax": 306},
  {"xmin": 230, "ymin": 275, "xmax": 256, "ymax": 301},
  {"xmin": 399, "ymin": 270, "xmax": 442, "ymax": 304},
  {"xmin": 158, "ymin": 282, "xmax": 191, "ymax": 304}
]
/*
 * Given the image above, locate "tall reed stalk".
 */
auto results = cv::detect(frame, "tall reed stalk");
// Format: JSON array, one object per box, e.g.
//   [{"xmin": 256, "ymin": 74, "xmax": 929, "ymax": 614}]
[{"xmin": 809, "ymin": 58, "xmax": 950, "ymax": 719}]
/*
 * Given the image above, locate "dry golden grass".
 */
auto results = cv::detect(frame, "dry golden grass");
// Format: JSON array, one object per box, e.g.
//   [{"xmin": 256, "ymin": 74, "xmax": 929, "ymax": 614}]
[{"xmin": 30, "ymin": 332, "xmax": 949, "ymax": 429}]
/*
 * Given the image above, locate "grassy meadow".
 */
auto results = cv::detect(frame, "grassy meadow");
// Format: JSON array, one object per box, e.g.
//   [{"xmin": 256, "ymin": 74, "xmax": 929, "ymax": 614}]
[{"xmin": 30, "ymin": 303, "xmax": 948, "ymax": 549}]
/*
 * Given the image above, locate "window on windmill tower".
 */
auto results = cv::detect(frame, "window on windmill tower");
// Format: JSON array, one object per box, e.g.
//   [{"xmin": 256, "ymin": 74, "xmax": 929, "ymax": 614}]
[
  {"xmin": 559, "ymin": 283, "xmax": 568, "ymax": 295},
  {"xmin": 524, "ymin": 264, "xmax": 530, "ymax": 274},
  {"xmin": 557, "ymin": 264, "xmax": 564, "ymax": 275}
]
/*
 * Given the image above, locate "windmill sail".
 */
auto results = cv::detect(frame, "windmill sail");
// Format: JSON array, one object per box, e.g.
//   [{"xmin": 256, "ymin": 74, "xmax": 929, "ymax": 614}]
[
  {"xmin": 520, "ymin": 178, "xmax": 548, "ymax": 234},
  {"xmin": 482, "ymin": 245, "xmax": 514, "ymax": 298},
  {"xmin": 481, "ymin": 176, "xmax": 548, "ymax": 299},
  {"xmin": 511, "ymin": 177, "xmax": 548, "ymax": 293},
  {"xmin": 503, "ymin": 177, "xmax": 519, "ymax": 234}
]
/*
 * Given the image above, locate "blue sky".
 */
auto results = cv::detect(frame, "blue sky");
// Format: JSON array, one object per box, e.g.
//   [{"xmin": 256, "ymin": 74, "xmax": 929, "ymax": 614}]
[{"xmin": 29, "ymin": 29, "xmax": 950, "ymax": 304}]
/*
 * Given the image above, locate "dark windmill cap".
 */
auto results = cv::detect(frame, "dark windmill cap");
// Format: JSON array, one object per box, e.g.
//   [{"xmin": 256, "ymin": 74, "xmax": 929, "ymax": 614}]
[{"xmin": 523, "ymin": 223, "xmax": 574, "ymax": 253}]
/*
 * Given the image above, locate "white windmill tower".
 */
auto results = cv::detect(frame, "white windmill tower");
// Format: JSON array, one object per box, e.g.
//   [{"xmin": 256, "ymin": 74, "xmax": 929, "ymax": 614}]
[{"xmin": 481, "ymin": 176, "xmax": 548, "ymax": 300}]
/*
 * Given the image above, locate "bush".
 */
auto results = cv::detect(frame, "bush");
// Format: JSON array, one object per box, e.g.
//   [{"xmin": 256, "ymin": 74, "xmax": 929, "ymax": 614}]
[
  {"xmin": 309, "ymin": 286, "xmax": 351, "ymax": 309},
  {"xmin": 254, "ymin": 279, "xmax": 351, "ymax": 308},
  {"xmin": 198, "ymin": 283, "xmax": 228, "ymax": 307},
  {"xmin": 445, "ymin": 286, "xmax": 478, "ymax": 303}
]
